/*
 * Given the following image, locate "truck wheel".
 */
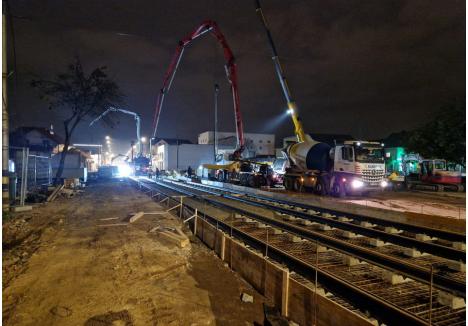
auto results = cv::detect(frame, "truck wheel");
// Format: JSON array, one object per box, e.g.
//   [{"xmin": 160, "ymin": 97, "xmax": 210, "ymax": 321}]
[
  {"xmin": 293, "ymin": 178, "xmax": 303, "ymax": 192},
  {"xmin": 314, "ymin": 178, "xmax": 326, "ymax": 196},
  {"xmin": 258, "ymin": 176, "xmax": 267, "ymax": 187},
  {"xmin": 332, "ymin": 183, "xmax": 346, "ymax": 198},
  {"xmin": 284, "ymin": 177, "xmax": 293, "ymax": 190},
  {"xmin": 248, "ymin": 175, "xmax": 259, "ymax": 188}
]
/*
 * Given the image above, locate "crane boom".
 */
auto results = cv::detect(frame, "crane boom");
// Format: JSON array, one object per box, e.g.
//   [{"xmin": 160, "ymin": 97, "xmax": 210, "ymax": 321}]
[
  {"xmin": 254, "ymin": 0, "xmax": 307, "ymax": 143},
  {"xmin": 89, "ymin": 106, "xmax": 142, "ymax": 155},
  {"xmin": 152, "ymin": 20, "xmax": 245, "ymax": 159}
]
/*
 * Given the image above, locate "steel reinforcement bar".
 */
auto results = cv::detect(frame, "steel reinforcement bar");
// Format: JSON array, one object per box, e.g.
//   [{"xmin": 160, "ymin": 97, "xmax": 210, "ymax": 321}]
[
  {"xmin": 152, "ymin": 178, "xmax": 465, "ymax": 297},
  {"xmin": 130, "ymin": 177, "xmax": 460, "ymax": 326}
]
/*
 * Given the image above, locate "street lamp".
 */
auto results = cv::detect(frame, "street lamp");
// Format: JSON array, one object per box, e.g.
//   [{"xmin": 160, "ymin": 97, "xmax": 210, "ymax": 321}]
[
  {"xmin": 105, "ymin": 135, "xmax": 110, "ymax": 140},
  {"xmin": 141, "ymin": 136, "xmax": 147, "ymax": 143},
  {"xmin": 149, "ymin": 137, "xmax": 156, "ymax": 167}
]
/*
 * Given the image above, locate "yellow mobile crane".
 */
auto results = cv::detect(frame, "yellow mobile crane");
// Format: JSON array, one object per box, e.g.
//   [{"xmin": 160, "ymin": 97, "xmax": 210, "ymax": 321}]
[{"xmin": 255, "ymin": 1, "xmax": 387, "ymax": 196}]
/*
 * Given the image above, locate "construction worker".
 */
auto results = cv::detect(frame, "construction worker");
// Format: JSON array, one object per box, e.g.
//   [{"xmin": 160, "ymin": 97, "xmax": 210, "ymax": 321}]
[{"xmin": 155, "ymin": 168, "xmax": 160, "ymax": 179}]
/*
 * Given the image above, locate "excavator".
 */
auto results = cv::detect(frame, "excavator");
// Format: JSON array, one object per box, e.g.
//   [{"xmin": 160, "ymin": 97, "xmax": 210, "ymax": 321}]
[
  {"xmin": 151, "ymin": 20, "xmax": 275, "ymax": 188},
  {"xmin": 255, "ymin": 0, "xmax": 387, "ymax": 196}
]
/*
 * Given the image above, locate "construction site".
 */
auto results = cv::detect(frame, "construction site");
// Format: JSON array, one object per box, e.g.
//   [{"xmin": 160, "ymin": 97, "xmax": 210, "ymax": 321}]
[{"xmin": 2, "ymin": 1, "xmax": 466, "ymax": 325}]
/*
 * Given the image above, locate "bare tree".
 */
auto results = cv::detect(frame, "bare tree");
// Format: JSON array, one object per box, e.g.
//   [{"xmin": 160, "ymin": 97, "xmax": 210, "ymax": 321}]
[{"xmin": 32, "ymin": 58, "xmax": 123, "ymax": 183}]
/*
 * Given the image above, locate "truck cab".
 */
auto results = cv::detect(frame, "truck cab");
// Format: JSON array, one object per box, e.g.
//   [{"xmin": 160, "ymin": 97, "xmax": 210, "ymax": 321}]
[{"xmin": 332, "ymin": 141, "xmax": 387, "ymax": 195}]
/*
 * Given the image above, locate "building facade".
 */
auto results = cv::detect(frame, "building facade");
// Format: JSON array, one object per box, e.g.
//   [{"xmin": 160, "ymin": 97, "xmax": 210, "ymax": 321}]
[
  {"xmin": 198, "ymin": 131, "xmax": 275, "ymax": 157},
  {"xmin": 152, "ymin": 139, "xmax": 213, "ymax": 171}
]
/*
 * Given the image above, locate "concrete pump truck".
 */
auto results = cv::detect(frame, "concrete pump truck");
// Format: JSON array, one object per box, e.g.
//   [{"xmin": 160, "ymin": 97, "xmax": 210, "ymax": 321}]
[
  {"xmin": 255, "ymin": 0, "xmax": 387, "ymax": 196},
  {"xmin": 151, "ymin": 20, "xmax": 276, "ymax": 188}
]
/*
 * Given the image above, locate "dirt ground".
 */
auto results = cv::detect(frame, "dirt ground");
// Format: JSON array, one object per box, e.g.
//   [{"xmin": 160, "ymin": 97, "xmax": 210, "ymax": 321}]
[{"xmin": 3, "ymin": 180, "xmax": 267, "ymax": 325}]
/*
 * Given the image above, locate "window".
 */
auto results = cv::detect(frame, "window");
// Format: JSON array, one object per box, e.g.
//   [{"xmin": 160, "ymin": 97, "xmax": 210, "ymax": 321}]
[
  {"xmin": 267, "ymin": 140, "xmax": 271, "ymax": 143},
  {"xmin": 341, "ymin": 147, "xmax": 353, "ymax": 161},
  {"xmin": 259, "ymin": 146, "xmax": 263, "ymax": 150},
  {"xmin": 259, "ymin": 140, "xmax": 263, "ymax": 143}
]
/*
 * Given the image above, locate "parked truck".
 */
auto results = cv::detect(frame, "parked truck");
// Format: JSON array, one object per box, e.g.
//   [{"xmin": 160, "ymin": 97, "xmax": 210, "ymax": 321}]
[
  {"xmin": 255, "ymin": 1, "xmax": 387, "ymax": 196},
  {"xmin": 283, "ymin": 138, "xmax": 387, "ymax": 196}
]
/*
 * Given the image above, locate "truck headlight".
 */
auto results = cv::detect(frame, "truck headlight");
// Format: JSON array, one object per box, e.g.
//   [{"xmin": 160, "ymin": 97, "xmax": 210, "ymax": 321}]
[
  {"xmin": 380, "ymin": 180, "xmax": 388, "ymax": 188},
  {"xmin": 351, "ymin": 180, "xmax": 364, "ymax": 188}
]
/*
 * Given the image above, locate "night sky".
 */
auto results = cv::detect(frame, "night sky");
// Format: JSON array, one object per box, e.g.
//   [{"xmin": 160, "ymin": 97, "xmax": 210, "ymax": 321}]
[{"xmin": 6, "ymin": 0, "xmax": 465, "ymax": 154}]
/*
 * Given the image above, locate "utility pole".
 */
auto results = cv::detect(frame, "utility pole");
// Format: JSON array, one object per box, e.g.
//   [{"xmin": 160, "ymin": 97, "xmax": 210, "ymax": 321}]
[
  {"xmin": 2, "ymin": 14, "xmax": 10, "ymax": 213},
  {"xmin": 176, "ymin": 138, "xmax": 179, "ymax": 171},
  {"xmin": 214, "ymin": 84, "xmax": 219, "ymax": 163},
  {"xmin": 130, "ymin": 140, "xmax": 135, "ymax": 162}
]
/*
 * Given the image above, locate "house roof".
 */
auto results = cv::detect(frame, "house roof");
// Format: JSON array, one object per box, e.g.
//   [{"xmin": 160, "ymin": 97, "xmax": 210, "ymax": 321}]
[{"xmin": 11, "ymin": 127, "xmax": 64, "ymax": 145}]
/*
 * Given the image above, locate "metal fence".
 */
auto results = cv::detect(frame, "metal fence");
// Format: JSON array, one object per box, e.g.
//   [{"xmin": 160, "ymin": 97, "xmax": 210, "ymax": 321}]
[{"xmin": 10, "ymin": 147, "xmax": 52, "ymax": 205}]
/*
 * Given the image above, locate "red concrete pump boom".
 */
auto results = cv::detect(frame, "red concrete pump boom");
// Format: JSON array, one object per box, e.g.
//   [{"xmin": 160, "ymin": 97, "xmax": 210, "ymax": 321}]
[{"xmin": 152, "ymin": 20, "xmax": 245, "ymax": 159}]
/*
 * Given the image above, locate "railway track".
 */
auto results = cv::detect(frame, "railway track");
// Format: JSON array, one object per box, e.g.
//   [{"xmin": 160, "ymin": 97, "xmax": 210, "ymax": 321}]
[
  {"xmin": 130, "ymin": 177, "xmax": 466, "ymax": 326},
  {"xmin": 157, "ymin": 179, "xmax": 465, "ymax": 293}
]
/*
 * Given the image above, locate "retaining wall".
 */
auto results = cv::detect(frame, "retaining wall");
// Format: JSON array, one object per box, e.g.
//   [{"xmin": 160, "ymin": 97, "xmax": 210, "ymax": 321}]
[{"xmin": 194, "ymin": 215, "xmax": 374, "ymax": 326}]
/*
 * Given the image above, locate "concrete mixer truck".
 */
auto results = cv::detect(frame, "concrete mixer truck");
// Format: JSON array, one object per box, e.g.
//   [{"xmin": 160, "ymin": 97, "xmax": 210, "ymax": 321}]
[{"xmin": 255, "ymin": 0, "xmax": 387, "ymax": 196}]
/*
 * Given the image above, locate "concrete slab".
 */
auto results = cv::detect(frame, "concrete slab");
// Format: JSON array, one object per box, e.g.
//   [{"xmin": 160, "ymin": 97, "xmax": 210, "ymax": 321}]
[
  {"xmin": 452, "ymin": 242, "xmax": 466, "ymax": 251},
  {"xmin": 342, "ymin": 256, "xmax": 360, "ymax": 266},
  {"xmin": 271, "ymin": 228, "xmax": 283, "ymax": 235},
  {"xmin": 384, "ymin": 227, "xmax": 399, "ymax": 234},
  {"xmin": 341, "ymin": 231, "xmax": 358, "ymax": 239},
  {"xmin": 360, "ymin": 221, "xmax": 374, "ymax": 228},
  {"xmin": 382, "ymin": 271, "xmax": 406, "ymax": 284},
  {"xmin": 298, "ymin": 219, "xmax": 312, "ymax": 226},
  {"xmin": 315, "ymin": 245, "xmax": 328, "ymax": 253},
  {"xmin": 437, "ymin": 291, "xmax": 466, "ymax": 309},
  {"xmin": 287, "ymin": 234, "xmax": 302, "ymax": 243},
  {"xmin": 338, "ymin": 216, "xmax": 353, "ymax": 222},
  {"xmin": 282, "ymin": 215, "xmax": 297, "ymax": 222},
  {"xmin": 11, "ymin": 205, "xmax": 33, "ymax": 212},
  {"xmin": 446, "ymin": 260, "xmax": 466, "ymax": 272},
  {"xmin": 316, "ymin": 224, "xmax": 332, "ymax": 231},
  {"xmin": 415, "ymin": 234, "xmax": 432, "ymax": 242},
  {"xmin": 367, "ymin": 238, "xmax": 385, "ymax": 247},
  {"xmin": 403, "ymin": 248, "xmax": 422, "ymax": 258}
]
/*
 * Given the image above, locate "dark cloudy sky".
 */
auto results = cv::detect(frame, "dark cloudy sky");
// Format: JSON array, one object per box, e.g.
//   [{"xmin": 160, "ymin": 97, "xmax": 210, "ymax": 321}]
[{"xmin": 6, "ymin": 0, "xmax": 465, "ymax": 154}]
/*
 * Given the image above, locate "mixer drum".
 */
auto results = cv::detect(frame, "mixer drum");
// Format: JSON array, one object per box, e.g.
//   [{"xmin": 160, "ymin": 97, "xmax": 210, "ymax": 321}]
[
  {"xmin": 288, "ymin": 140, "xmax": 332, "ymax": 172},
  {"xmin": 306, "ymin": 142, "xmax": 332, "ymax": 171}
]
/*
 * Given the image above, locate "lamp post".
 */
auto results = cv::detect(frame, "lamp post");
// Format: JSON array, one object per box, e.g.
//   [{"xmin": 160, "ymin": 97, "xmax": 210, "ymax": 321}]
[
  {"xmin": 141, "ymin": 136, "xmax": 147, "ymax": 156},
  {"xmin": 149, "ymin": 137, "xmax": 156, "ymax": 168},
  {"xmin": 214, "ymin": 84, "xmax": 219, "ymax": 163}
]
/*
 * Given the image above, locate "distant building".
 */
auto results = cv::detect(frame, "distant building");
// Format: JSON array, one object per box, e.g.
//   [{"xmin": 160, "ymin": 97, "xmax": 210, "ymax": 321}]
[
  {"xmin": 152, "ymin": 138, "xmax": 213, "ymax": 171},
  {"xmin": 10, "ymin": 126, "xmax": 63, "ymax": 157},
  {"xmin": 198, "ymin": 131, "xmax": 275, "ymax": 158},
  {"xmin": 72, "ymin": 144, "xmax": 103, "ymax": 172},
  {"xmin": 51, "ymin": 148, "xmax": 90, "ymax": 181}
]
